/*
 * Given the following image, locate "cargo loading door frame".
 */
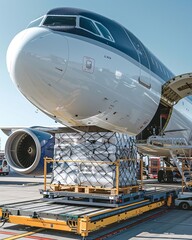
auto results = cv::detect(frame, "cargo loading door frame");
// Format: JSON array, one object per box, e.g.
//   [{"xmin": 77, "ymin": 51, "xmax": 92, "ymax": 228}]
[{"xmin": 161, "ymin": 73, "xmax": 192, "ymax": 107}]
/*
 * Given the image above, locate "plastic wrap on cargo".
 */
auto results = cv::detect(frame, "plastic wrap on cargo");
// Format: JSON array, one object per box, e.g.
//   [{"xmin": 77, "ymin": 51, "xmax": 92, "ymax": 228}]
[{"xmin": 51, "ymin": 131, "xmax": 137, "ymax": 188}]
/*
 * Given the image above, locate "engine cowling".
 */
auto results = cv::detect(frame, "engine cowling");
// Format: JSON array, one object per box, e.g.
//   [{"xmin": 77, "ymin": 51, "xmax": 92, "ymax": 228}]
[{"xmin": 5, "ymin": 128, "xmax": 55, "ymax": 175}]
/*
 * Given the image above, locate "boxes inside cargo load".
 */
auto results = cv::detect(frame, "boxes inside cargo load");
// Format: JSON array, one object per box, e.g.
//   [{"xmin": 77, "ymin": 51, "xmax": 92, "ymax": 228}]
[{"xmin": 51, "ymin": 131, "xmax": 137, "ymax": 188}]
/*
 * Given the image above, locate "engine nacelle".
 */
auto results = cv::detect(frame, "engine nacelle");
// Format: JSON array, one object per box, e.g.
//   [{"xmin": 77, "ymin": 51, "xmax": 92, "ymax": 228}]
[{"xmin": 5, "ymin": 128, "xmax": 55, "ymax": 175}]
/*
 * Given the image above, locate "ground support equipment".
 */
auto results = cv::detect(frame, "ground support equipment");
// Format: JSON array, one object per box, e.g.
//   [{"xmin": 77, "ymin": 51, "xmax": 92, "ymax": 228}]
[{"xmin": 0, "ymin": 189, "xmax": 176, "ymax": 238}]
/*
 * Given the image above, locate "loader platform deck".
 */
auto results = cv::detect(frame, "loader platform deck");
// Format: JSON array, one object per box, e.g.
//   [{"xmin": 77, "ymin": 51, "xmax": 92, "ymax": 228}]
[{"xmin": 0, "ymin": 188, "xmax": 178, "ymax": 238}]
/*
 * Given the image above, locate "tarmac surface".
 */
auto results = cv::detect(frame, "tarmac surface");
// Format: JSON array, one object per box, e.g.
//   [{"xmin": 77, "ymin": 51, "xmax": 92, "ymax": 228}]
[{"xmin": 0, "ymin": 172, "xmax": 192, "ymax": 240}]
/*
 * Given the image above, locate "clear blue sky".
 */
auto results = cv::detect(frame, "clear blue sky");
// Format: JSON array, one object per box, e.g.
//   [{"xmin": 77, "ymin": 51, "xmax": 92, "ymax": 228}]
[{"xmin": 0, "ymin": 0, "xmax": 192, "ymax": 149}]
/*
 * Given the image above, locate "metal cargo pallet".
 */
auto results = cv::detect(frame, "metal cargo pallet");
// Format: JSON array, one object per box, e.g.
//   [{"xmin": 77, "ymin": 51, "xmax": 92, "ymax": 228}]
[
  {"xmin": 0, "ymin": 189, "xmax": 175, "ymax": 239},
  {"xmin": 40, "ymin": 189, "xmax": 145, "ymax": 207}
]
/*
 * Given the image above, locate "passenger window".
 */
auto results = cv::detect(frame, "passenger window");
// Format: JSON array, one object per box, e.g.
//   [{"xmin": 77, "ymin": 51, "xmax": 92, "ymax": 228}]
[
  {"xmin": 95, "ymin": 22, "xmax": 114, "ymax": 41},
  {"xmin": 80, "ymin": 17, "xmax": 100, "ymax": 36},
  {"xmin": 43, "ymin": 16, "xmax": 76, "ymax": 27}
]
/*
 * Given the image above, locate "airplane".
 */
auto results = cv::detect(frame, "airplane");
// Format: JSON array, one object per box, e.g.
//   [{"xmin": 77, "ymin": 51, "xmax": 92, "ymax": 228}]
[{"xmin": 3, "ymin": 7, "xmax": 192, "ymax": 177}]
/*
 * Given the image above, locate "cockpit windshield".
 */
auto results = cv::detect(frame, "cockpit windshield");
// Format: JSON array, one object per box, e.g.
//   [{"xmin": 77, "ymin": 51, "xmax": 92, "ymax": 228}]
[
  {"xmin": 79, "ymin": 17, "xmax": 114, "ymax": 41},
  {"xmin": 79, "ymin": 17, "xmax": 100, "ymax": 36},
  {"xmin": 95, "ymin": 22, "xmax": 114, "ymax": 41},
  {"xmin": 43, "ymin": 16, "xmax": 76, "ymax": 27},
  {"xmin": 27, "ymin": 14, "xmax": 114, "ymax": 43}
]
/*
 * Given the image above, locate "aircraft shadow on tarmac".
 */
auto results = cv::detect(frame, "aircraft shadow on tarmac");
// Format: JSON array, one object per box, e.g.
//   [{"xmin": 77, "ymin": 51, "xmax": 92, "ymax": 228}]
[{"xmin": 0, "ymin": 172, "xmax": 45, "ymax": 185}]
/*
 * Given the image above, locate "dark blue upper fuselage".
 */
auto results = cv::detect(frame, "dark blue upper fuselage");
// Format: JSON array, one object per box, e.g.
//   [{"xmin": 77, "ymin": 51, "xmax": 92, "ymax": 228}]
[{"xmin": 46, "ymin": 7, "xmax": 174, "ymax": 82}]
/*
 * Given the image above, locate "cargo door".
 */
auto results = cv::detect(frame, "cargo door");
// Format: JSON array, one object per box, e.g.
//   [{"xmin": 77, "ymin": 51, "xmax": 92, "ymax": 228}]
[
  {"xmin": 161, "ymin": 73, "xmax": 192, "ymax": 106},
  {"xmin": 137, "ymin": 73, "xmax": 192, "ymax": 141}
]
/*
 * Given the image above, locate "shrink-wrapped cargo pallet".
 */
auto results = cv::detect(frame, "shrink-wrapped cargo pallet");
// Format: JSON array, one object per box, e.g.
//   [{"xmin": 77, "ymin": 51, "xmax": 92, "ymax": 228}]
[{"xmin": 51, "ymin": 131, "xmax": 137, "ymax": 188}]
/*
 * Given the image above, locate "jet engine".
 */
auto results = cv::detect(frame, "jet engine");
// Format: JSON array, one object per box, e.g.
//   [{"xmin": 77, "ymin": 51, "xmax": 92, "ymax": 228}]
[{"xmin": 5, "ymin": 128, "xmax": 55, "ymax": 176}]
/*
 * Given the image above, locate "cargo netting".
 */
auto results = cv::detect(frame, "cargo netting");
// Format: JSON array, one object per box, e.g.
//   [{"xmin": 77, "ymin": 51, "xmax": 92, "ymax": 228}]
[{"xmin": 51, "ymin": 132, "xmax": 137, "ymax": 188}]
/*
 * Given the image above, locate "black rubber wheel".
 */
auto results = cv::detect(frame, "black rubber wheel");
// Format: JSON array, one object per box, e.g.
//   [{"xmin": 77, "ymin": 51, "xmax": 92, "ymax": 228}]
[
  {"xmin": 158, "ymin": 170, "xmax": 164, "ymax": 183},
  {"xmin": 180, "ymin": 202, "xmax": 190, "ymax": 210}
]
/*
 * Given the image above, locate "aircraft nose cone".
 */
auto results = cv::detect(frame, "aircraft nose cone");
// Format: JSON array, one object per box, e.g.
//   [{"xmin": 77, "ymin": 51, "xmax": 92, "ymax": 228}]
[
  {"xmin": 6, "ymin": 30, "xmax": 26, "ymax": 77},
  {"xmin": 6, "ymin": 27, "xmax": 69, "ymax": 91}
]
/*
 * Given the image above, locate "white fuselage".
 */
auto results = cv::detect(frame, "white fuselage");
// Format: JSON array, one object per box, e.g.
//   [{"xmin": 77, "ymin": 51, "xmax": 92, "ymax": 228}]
[{"xmin": 6, "ymin": 26, "xmax": 192, "ymax": 141}]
